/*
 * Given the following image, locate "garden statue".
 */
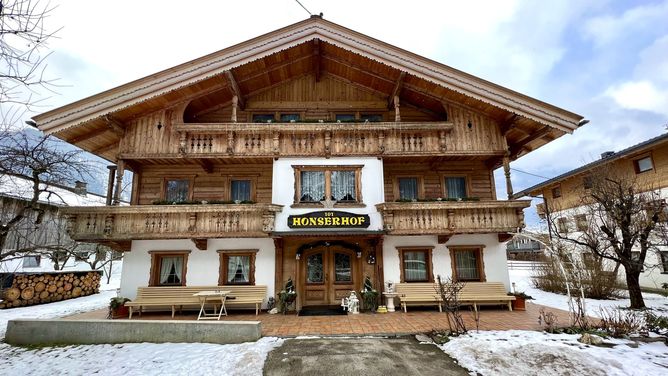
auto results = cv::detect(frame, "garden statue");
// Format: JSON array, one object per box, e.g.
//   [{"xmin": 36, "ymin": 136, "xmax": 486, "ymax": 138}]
[{"xmin": 341, "ymin": 290, "xmax": 360, "ymax": 314}]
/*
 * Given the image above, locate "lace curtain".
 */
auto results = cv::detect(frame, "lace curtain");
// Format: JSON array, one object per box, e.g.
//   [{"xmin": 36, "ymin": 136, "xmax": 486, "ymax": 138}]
[
  {"xmin": 227, "ymin": 255, "xmax": 250, "ymax": 283},
  {"xmin": 300, "ymin": 171, "xmax": 325, "ymax": 202},
  {"xmin": 403, "ymin": 251, "xmax": 427, "ymax": 281},
  {"xmin": 331, "ymin": 170, "xmax": 356, "ymax": 201},
  {"xmin": 455, "ymin": 250, "xmax": 479, "ymax": 280},
  {"xmin": 446, "ymin": 177, "xmax": 467, "ymax": 198},
  {"xmin": 159, "ymin": 256, "xmax": 183, "ymax": 285}
]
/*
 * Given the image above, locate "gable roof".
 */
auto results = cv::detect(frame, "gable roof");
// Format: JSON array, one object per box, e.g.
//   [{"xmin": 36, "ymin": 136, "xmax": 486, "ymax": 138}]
[{"xmin": 512, "ymin": 132, "xmax": 668, "ymax": 198}]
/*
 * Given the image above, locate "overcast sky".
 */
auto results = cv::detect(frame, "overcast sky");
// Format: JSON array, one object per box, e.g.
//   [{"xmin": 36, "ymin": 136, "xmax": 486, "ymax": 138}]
[{"xmin": 19, "ymin": 0, "xmax": 668, "ymax": 225}]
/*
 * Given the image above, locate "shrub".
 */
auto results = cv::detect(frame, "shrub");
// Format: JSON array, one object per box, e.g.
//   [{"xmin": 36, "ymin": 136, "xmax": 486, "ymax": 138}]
[
  {"xmin": 597, "ymin": 307, "xmax": 645, "ymax": 338},
  {"xmin": 532, "ymin": 256, "xmax": 621, "ymax": 299},
  {"xmin": 644, "ymin": 311, "xmax": 668, "ymax": 336}
]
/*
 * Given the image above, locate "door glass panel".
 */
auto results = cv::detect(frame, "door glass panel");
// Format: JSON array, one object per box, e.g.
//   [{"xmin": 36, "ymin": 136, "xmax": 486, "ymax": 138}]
[
  {"xmin": 306, "ymin": 253, "xmax": 324, "ymax": 283},
  {"xmin": 334, "ymin": 253, "xmax": 351, "ymax": 282}
]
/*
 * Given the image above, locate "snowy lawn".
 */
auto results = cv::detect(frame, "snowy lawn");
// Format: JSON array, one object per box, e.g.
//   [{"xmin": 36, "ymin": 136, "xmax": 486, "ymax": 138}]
[
  {"xmin": 509, "ymin": 267, "xmax": 668, "ymax": 318},
  {"xmin": 0, "ymin": 337, "xmax": 284, "ymax": 376},
  {"xmin": 439, "ymin": 330, "xmax": 668, "ymax": 376}
]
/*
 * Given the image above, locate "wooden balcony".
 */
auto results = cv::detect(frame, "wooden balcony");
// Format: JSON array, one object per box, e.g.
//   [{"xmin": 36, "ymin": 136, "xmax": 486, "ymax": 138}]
[
  {"xmin": 119, "ymin": 121, "xmax": 507, "ymax": 160},
  {"xmin": 375, "ymin": 200, "xmax": 531, "ymax": 236},
  {"xmin": 61, "ymin": 204, "xmax": 283, "ymax": 250}
]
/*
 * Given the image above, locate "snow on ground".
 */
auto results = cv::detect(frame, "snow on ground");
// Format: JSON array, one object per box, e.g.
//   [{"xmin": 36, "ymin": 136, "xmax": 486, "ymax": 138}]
[
  {"xmin": 0, "ymin": 337, "xmax": 284, "ymax": 376},
  {"xmin": 439, "ymin": 330, "xmax": 668, "ymax": 376},
  {"xmin": 509, "ymin": 266, "xmax": 668, "ymax": 318},
  {"xmin": 0, "ymin": 264, "xmax": 122, "ymax": 339}
]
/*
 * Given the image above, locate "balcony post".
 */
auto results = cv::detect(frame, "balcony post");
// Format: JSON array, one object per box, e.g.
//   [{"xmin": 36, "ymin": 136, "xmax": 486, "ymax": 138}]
[
  {"xmin": 113, "ymin": 160, "xmax": 125, "ymax": 206},
  {"xmin": 503, "ymin": 153, "xmax": 513, "ymax": 199},
  {"xmin": 106, "ymin": 165, "xmax": 116, "ymax": 206},
  {"xmin": 394, "ymin": 95, "xmax": 401, "ymax": 122},
  {"xmin": 231, "ymin": 95, "xmax": 238, "ymax": 123}
]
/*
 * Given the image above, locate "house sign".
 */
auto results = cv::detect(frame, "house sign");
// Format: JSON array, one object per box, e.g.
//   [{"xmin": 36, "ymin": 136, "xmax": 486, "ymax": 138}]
[{"xmin": 288, "ymin": 211, "xmax": 370, "ymax": 229}]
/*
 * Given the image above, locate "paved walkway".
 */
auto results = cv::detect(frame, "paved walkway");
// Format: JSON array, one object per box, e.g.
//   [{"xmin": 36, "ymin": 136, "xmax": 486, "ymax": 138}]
[{"xmin": 67, "ymin": 302, "xmax": 572, "ymax": 337}]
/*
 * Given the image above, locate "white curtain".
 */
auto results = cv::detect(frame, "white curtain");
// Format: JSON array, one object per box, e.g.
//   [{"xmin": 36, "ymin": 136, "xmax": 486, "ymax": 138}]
[
  {"xmin": 399, "ymin": 178, "xmax": 418, "ymax": 200},
  {"xmin": 300, "ymin": 171, "xmax": 325, "ymax": 202},
  {"xmin": 159, "ymin": 256, "xmax": 183, "ymax": 285},
  {"xmin": 227, "ymin": 255, "xmax": 250, "ymax": 283},
  {"xmin": 446, "ymin": 177, "xmax": 467, "ymax": 199},
  {"xmin": 331, "ymin": 171, "xmax": 356, "ymax": 201},
  {"xmin": 403, "ymin": 251, "xmax": 427, "ymax": 281},
  {"xmin": 231, "ymin": 180, "xmax": 251, "ymax": 202},
  {"xmin": 456, "ymin": 250, "xmax": 479, "ymax": 280}
]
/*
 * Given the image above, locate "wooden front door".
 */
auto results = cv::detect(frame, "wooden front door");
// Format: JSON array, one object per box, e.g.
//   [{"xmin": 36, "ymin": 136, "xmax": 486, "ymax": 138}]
[{"xmin": 302, "ymin": 247, "xmax": 356, "ymax": 306}]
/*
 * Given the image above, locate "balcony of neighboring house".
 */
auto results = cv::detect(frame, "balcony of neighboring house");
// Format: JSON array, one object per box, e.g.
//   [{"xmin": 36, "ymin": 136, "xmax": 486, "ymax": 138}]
[
  {"xmin": 61, "ymin": 203, "xmax": 283, "ymax": 250},
  {"xmin": 117, "ymin": 120, "xmax": 509, "ymax": 160},
  {"xmin": 375, "ymin": 200, "xmax": 531, "ymax": 237}
]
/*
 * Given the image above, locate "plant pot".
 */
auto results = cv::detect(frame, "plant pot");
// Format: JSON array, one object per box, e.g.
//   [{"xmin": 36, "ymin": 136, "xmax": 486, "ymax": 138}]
[
  {"xmin": 111, "ymin": 305, "xmax": 129, "ymax": 319},
  {"xmin": 512, "ymin": 297, "xmax": 526, "ymax": 311}
]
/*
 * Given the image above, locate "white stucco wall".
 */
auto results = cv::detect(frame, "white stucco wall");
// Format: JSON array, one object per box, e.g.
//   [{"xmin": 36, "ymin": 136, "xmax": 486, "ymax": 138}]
[
  {"xmin": 120, "ymin": 238, "xmax": 275, "ymax": 304},
  {"xmin": 382, "ymin": 234, "xmax": 511, "ymax": 290},
  {"xmin": 272, "ymin": 157, "xmax": 384, "ymax": 232}
]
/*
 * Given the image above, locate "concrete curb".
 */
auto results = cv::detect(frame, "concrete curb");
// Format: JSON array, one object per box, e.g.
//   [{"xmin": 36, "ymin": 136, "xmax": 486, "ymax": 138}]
[{"xmin": 5, "ymin": 319, "xmax": 261, "ymax": 346}]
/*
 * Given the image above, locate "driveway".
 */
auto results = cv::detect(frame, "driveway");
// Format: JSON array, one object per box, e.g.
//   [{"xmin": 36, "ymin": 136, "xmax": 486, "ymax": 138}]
[{"xmin": 263, "ymin": 336, "xmax": 470, "ymax": 376}]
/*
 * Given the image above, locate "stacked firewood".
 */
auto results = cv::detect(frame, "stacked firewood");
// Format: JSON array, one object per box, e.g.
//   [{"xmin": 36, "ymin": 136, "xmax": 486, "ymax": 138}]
[{"xmin": 0, "ymin": 271, "xmax": 102, "ymax": 309}]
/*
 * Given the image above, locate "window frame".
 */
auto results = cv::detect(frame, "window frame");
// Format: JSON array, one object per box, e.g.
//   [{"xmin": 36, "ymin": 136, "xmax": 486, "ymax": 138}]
[
  {"xmin": 393, "ymin": 175, "xmax": 424, "ymax": 201},
  {"xmin": 442, "ymin": 175, "xmax": 470, "ymax": 199},
  {"xmin": 449, "ymin": 246, "xmax": 486, "ymax": 282},
  {"xmin": 660, "ymin": 252, "xmax": 668, "ymax": 274},
  {"xmin": 162, "ymin": 176, "xmax": 195, "ymax": 202},
  {"xmin": 397, "ymin": 247, "xmax": 434, "ymax": 283},
  {"xmin": 149, "ymin": 250, "xmax": 190, "ymax": 287},
  {"xmin": 218, "ymin": 249, "xmax": 257, "ymax": 285},
  {"xmin": 252, "ymin": 113, "xmax": 276, "ymax": 123},
  {"xmin": 292, "ymin": 165, "xmax": 363, "ymax": 206},
  {"xmin": 226, "ymin": 175, "xmax": 257, "ymax": 202},
  {"xmin": 22, "ymin": 255, "xmax": 41, "ymax": 268},
  {"xmin": 583, "ymin": 175, "xmax": 593, "ymax": 190},
  {"xmin": 551, "ymin": 185, "xmax": 562, "ymax": 199},
  {"xmin": 574, "ymin": 214, "xmax": 588, "ymax": 232},
  {"xmin": 632, "ymin": 153, "xmax": 654, "ymax": 174},
  {"xmin": 557, "ymin": 217, "xmax": 570, "ymax": 234}
]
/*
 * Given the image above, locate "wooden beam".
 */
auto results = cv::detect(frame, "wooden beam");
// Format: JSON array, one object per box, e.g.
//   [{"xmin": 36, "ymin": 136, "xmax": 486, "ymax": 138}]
[
  {"xmin": 225, "ymin": 70, "xmax": 245, "ymax": 110},
  {"xmin": 313, "ymin": 39, "xmax": 321, "ymax": 82},
  {"xmin": 92, "ymin": 142, "xmax": 119, "ymax": 154},
  {"xmin": 195, "ymin": 159, "xmax": 214, "ymax": 173},
  {"xmin": 510, "ymin": 126, "xmax": 552, "ymax": 158},
  {"xmin": 70, "ymin": 126, "xmax": 109, "ymax": 144},
  {"xmin": 437, "ymin": 235, "xmax": 451, "ymax": 244},
  {"xmin": 104, "ymin": 115, "xmax": 125, "ymax": 136},
  {"xmin": 498, "ymin": 233, "xmax": 513, "ymax": 243},
  {"xmin": 500, "ymin": 114, "xmax": 519, "ymax": 136},
  {"xmin": 388, "ymin": 71, "xmax": 406, "ymax": 109},
  {"xmin": 192, "ymin": 238, "xmax": 208, "ymax": 250}
]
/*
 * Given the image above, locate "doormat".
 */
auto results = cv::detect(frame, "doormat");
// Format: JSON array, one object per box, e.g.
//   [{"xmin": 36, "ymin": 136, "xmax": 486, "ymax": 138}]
[{"xmin": 298, "ymin": 306, "xmax": 347, "ymax": 316}]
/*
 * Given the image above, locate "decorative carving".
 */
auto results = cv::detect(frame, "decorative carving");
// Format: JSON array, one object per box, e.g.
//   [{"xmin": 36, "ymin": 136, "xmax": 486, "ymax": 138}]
[
  {"xmin": 104, "ymin": 214, "xmax": 114, "ymax": 236},
  {"xmin": 188, "ymin": 213, "xmax": 197, "ymax": 232},
  {"xmin": 226, "ymin": 131, "xmax": 235, "ymax": 154},
  {"xmin": 324, "ymin": 130, "xmax": 331, "ymax": 157}
]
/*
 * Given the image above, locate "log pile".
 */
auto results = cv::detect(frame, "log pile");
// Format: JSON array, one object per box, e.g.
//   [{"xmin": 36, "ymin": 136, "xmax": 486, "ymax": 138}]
[{"xmin": 0, "ymin": 271, "xmax": 102, "ymax": 309}]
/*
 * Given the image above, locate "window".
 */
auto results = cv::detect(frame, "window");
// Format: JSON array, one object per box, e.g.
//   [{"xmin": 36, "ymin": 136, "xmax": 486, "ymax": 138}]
[
  {"xmin": 557, "ymin": 217, "xmax": 569, "ymax": 233},
  {"xmin": 149, "ymin": 251, "xmax": 190, "ymax": 286},
  {"xmin": 165, "ymin": 179, "xmax": 190, "ymax": 202},
  {"xmin": 335, "ymin": 114, "xmax": 355, "ymax": 122},
  {"xmin": 219, "ymin": 250, "xmax": 257, "ymax": 285},
  {"xmin": 280, "ymin": 113, "xmax": 300, "ymax": 122},
  {"xmin": 231, "ymin": 179, "xmax": 252, "ymax": 202},
  {"xmin": 294, "ymin": 166, "xmax": 362, "ymax": 204},
  {"xmin": 552, "ymin": 185, "xmax": 562, "ymax": 198},
  {"xmin": 633, "ymin": 156, "xmax": 653, "ymax": 174},
  {"xmin": 360, "ymin": 114, "xmax": 383, "ymax": 122},
  {"xmin": 74, "ymin": 251, "xmax": 89, "ymax": 262},
  {"xmin": 583, "ymin": 175, "xmax": 593, "ymax": 189},
  {"xmin": 252, "ymin": 114, "xmax": 274, "ymax": 123},
  {"xmin": 398, "ymin": 177, "xmax": 419, "ymax": 200},
  {"xmin": 660, "ymin": 252, "xmax": 668, "ymax": 274},
  {"xmin": 445, "ymin": 177, "xmax": 467, "ymax": 199},
  {"xmin": 574, "ymin": 214, "xmax": 588, "ymax": 231},
  {"xmin": 22, "ymin": 255, "xmax": 40, "ymax": 268},
  {"xmin": 398, "ymin": 248, "xmax": 433, "ymax": 282},
  {"xmin": 450, "ymin": 247, "xmax": 485, "ymax": 282}
]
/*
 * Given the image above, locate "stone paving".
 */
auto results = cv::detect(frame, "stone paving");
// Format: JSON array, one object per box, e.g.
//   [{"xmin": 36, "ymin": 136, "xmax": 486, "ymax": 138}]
[{"xmin": 67, "ymin": 302, "xmax": 573, "ymax": 337}]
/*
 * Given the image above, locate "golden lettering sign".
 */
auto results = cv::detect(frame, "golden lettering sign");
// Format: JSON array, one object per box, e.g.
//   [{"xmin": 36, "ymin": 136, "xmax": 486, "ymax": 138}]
[{"xmin": 288, "ymin": 211, "xmax": 370, "ymax": 229}]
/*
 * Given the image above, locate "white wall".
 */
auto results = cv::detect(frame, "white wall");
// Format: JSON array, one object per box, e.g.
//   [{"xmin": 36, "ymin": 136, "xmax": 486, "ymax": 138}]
[
  {"xmin": 272, "ymin": 157, "xmax": 385, "ymax": 232},
  {"xmin": 382, "ymin": 234, "xmax": 511, "ymax": 290},
  {"xmin": 121, "ymin": 238, "xmax": 275, "ymax": 304}
]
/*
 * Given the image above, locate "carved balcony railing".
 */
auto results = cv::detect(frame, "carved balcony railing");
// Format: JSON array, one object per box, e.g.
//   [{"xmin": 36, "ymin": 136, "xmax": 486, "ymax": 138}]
[
  {"xmin": 117, "ymin": 121, "xmax": 512, "ymax": 159},
  {"xmin": 61, "ymin": 204, "xmax": 283, "ymax": 249},
  {"xmin": 375, "ymin": 200, "xmax": 531, "ymax": 235}
]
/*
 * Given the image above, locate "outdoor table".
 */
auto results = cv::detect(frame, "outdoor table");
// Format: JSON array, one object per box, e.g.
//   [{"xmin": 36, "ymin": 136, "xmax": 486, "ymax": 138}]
[
  {"xmin": 382, "ymin": 292, "xmax": 399, "ymax": 312},
  {"xmin": 194, "ymin": 290, "xmax": 231, "ymax": 320}
]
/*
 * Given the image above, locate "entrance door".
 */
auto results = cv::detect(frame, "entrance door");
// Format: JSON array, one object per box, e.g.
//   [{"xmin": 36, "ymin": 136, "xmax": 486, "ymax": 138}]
[{"xmin": 302, "ymin": 246, "xmax": 356, "ymax": 306}]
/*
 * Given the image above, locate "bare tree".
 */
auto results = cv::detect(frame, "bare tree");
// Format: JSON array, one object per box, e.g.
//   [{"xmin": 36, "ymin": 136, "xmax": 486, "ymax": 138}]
[
  {"xmin": 435, "ymin": 275, "xmax": 467, "ymax": 335},
  {"xmin": 548, "ymin": 172, "xmax": 666, "ymax": 309}
]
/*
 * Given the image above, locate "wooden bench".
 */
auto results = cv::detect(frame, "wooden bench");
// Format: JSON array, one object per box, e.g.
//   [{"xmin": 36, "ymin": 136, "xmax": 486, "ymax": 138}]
[
  {"xmin": 125, "ymin": 285, "xmax": 267, "ymax": 319},
  {"xmin": 396, "ymin": 282, "xmax": 514, "ymax": 312}
]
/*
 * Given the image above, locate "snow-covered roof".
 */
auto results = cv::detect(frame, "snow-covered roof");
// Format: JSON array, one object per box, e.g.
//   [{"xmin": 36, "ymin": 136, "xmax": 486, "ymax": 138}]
[{"xmin": 0, "ymin": 175, "xmax": 108, "ymax": 207}]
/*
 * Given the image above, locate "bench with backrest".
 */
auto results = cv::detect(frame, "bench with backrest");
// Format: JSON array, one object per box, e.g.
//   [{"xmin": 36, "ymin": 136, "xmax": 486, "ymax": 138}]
[
  {"xmin": 125, "ymin": 285, "xmax": 267, "ymax": 318},
  {"xmin": 396, "ymin": 282, "xmax": 514, "ymax": 312}
]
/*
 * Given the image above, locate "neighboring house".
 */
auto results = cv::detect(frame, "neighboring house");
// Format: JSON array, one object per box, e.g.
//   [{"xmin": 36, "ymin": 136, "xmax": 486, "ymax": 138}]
[
  {"xmin": 506, "ymin": 237, "xmax": 544, "ymax": 260},
  {"xmin": 33, "ymin": 16, "xmax": 585, "ymax": 310},
  {"xmin": 0, "ymin": 175, "xmax": 114, "ymax": 273},
  {"xmin": 513, "ymin": 132, "xmax": 668, "ymax": 290}
]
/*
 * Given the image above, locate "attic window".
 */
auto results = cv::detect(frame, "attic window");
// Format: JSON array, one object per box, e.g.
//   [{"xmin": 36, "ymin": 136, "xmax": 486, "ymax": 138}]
[
  {"xmin": 633, "ymin": 156, "xmax": 653, "ymax": 174},
  {"xmin": 583, "ymin": 175, "xmax": 593, "ymax": 190},
  {"xmin": 551, "ymin": 186, "xmax": 562, "ymax": 199}
]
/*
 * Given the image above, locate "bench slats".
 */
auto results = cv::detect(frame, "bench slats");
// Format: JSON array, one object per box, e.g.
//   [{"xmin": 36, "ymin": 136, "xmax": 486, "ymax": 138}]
[{"xmin": 395, "ymin": 282, "xmax": 514, "ymax": 312}]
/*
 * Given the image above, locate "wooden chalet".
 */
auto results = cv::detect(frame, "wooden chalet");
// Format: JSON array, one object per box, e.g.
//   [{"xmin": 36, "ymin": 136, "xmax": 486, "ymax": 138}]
[{"xmin": 34, "ymin": 16, "xmax": 584, "ymax": 310}]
